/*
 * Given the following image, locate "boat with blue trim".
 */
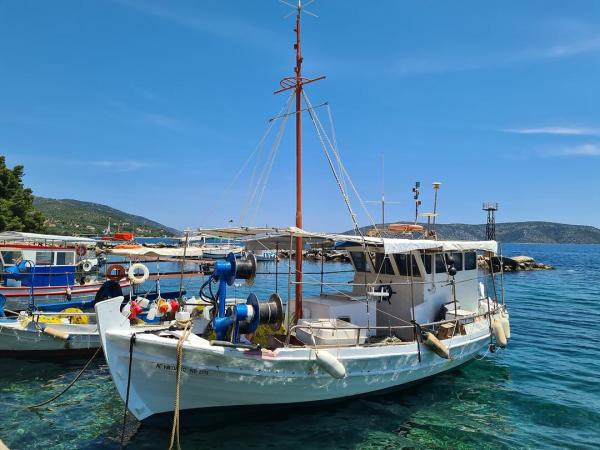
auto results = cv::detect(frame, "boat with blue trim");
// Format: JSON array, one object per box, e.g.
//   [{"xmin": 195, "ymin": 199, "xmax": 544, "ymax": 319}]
[{"xmin": 0, "ymin": 231, "xmax": 130, "ymax": 311}]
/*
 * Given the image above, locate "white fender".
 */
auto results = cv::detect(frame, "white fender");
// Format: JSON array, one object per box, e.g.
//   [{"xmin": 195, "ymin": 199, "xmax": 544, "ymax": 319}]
[
  {"xmin": 128, "ymin": 263, "xmax": 149, "ymax": 284},
  {"xmin": 492, "ymin": 320, "xmax": 507, "ymax": 347},
  {"xmin": 423, "ymin": 332, "xmax": 450, "ymax": 359},
  {"xmin": 315, "ymin": 350, "xmax": 346, "ymax": 379},
  {"xmin": 43, "ymin": 326, "xmax": 70, "ymax": 340},
  {"xmin": 499, "ymin": 314, "xmax": 511, "ymax": 340}
]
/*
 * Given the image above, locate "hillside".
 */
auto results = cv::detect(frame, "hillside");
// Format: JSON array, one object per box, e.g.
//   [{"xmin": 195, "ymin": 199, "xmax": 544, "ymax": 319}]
[
  {"xmin": 33, "ymin": 197, "xmax": 179, "ymax": 237},
  {"xmin": 355, "ymin": 221, "xmax": 600, "ymax": 244}
]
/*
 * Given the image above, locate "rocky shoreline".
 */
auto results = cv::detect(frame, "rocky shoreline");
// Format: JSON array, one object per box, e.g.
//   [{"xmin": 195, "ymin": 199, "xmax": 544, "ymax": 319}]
[{"xmin": 479, "ymin": 255, "xmax": 554, "ymax": 272}]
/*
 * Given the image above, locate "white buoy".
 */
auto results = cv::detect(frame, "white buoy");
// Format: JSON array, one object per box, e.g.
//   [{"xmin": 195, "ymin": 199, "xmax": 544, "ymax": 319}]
[
  {"xmin": 147, "ymin": 304, "xmax": 158, "ymax": 321},
  {"xmin": 423, "ymin": 332, "xmax": 450, "ymax": 359},
  {"xmin": 492, "ymin": 320, "xmax": 507, "ymax": 347},
  {"xmin": 315, "ymin": 350, "xmax": 346, "ymax": 379}
]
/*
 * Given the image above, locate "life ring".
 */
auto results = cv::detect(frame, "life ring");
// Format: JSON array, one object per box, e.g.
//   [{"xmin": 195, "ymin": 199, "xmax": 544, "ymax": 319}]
[
  {"xmin": 76, "ymin": 245, "xmax": 87, "ymax": 257},
  {"xmin": 106, "ymin": 264, "xmax": 127, "ymax": 281},
  {"xmin": 81, "ymin": 260, "xmax": 94, "ymax": 272},
  {"xmin": 128, "ymin": 263, "xmax": 149, "ymax": 285}
]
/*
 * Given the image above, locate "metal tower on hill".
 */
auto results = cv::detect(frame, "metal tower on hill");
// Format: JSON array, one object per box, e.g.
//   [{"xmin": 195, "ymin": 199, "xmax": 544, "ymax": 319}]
[{"xmin": 483, "ymin": 202, "xmax": 499, "ymax": 241}]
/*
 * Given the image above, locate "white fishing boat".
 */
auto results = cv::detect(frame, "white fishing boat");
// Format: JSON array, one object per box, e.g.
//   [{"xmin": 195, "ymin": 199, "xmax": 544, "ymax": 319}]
[
  {"xmin": 184, "ymin": 233, "xmax": 243, "ymax": 259},
  {"xmin": 0, "ymin": 310, "xmax": 100, "ymax": 356},
  {"xmin": 95, "ymin": 2, "xmax": 510, "ymax": 424}
]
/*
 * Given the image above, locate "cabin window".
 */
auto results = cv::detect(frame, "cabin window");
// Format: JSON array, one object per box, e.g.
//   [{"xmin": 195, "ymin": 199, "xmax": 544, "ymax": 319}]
[
  {"xmin": 56, "ymin": 251, "xmax": 75, "ymax": 265},
  {"xmin": 375, "ymin": 253, "xmax": 395, "ymax": 275},
  {"xmin": 424, "ymin": 253, "xmax": 432, "ymax": 274},
  {"xmin": 464, "ymin": 252, "xmax": 477, "ymax": 270},
  {"xmin": 393, "ymin": 254, "xmax": 421, "ymax": 277},
  {"xmin": 1, "ymin": 250, "xmax": 22, "ymax": 265},
  {"xmin": 35, "ymin": 251, "xmax": 53, "ymax": 265},
  {"xmin": 449, "ymin": 252, "xmax": 463, "ymax": 271},
  {"xmin": 435, "ymin": 254, "xmax": 447, "ymax": 273},
  {"xmin": 349, "ymin": 252, "xmax": 370, "ymax": 272}
]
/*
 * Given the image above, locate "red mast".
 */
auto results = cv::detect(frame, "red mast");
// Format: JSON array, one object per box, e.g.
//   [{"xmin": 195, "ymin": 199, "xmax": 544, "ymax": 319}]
[{"xmin": 274, "ymin": 1, "xmax": 325, "ymax": 322}]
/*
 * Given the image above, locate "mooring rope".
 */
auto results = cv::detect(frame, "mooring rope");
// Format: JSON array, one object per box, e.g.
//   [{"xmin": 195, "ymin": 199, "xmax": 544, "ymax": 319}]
[
  {"xmin": 121, "ymin": 333, "xmax": 136, "ymax": 448},
  {"xmin": 168, "ymin": 320, "xmax": 192, "ymax": 450},
  {"xmin": 28, "ymin": 346, "xmax": 101, "ymax": 408},
  {"xmin": 0, "ymin": 346, "xmax": 101, "ymax": 410}
]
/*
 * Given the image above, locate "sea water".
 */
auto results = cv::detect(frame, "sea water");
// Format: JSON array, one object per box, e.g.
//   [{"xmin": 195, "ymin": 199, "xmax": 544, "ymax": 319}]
[{"xmin": 1, "ymin": 244, "xmax": 599, "ymax": 449}]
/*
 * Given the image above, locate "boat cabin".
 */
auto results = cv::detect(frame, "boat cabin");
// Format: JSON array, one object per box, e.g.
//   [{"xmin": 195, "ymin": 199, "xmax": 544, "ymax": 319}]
[
  {"xmin": 0, "ymin": 232, "xmax": 96, "ymax": 288},
  {"xmin": 1, "ymin": 244, "xmax": 78, "ymax": 287},
  {"xmin": 303, "ymin": 237, "xmax": 495, "ymax": 341}
]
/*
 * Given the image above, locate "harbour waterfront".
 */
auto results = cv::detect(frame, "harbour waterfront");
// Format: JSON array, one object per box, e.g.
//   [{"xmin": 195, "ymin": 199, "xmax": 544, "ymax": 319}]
[{"xmin": 1, "ymin": 243, "xmax": 599, "ymax": 449}]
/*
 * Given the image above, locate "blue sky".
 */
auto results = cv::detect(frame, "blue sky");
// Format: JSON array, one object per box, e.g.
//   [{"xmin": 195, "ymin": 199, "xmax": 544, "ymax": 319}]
[{"xmin": 1, "ymin": 0, "xmax": 600, "ymax": 231}]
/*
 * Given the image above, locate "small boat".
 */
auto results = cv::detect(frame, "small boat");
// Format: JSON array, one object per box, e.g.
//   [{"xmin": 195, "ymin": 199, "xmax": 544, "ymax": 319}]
[
  {"xmin": 251, "ymin": 249, "xmax": 277, "ymax": 262},
  {"xmin": 184, "ymin": 233, "xmax": 244, "ymax": 259},
  {"xmin": 0, "ymin": 231, "xmax": 131, "ymax": 310},
  {"xmin": 0, "ymin": 281, "xmax": 188, "ymax": 356}
]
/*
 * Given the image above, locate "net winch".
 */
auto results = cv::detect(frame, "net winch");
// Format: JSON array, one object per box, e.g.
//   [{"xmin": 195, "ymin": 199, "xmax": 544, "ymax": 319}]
[{"xmin": 212, "ymin": 253, "xmax": 283, "ymax": 342}]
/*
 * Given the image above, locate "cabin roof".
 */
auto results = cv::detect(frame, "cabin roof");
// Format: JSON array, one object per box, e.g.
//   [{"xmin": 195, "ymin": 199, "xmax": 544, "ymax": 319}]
[
  {"xmin": 0, "ymin": 231, "xmax": 97, "ymax": 244},
  {"xmin": 196, "ymin": 227, "xmax": 497, "ymax": 254}
]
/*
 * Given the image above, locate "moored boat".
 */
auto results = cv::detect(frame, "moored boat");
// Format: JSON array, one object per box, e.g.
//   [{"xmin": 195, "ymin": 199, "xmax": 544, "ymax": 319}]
[
  {"xmin": 95, "ymin": 1, "xmax": 511, "ymax": 425},
  {"xmin": 0, "ymin": 231, "xmax": 131, "ymax": 310}
]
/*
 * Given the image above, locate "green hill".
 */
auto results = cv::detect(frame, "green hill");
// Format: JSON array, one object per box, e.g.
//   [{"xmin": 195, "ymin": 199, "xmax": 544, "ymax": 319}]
[
  {"xmin": 354, "ymin": 221, "xmax": 600, "ymax": 244},
  {"xmin": 33, "ymin": 197, "xmax": 179, "ymax": 237}
]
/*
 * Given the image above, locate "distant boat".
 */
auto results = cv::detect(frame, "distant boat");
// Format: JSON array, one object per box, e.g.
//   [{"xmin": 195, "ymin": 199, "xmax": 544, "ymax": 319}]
[
  {"xmin": 0, "ymin": 231, "xmax": 130, "ymax": 311},
  {"xmin": 252, "ymin": 249, "xmax": 277, "ymax": 261},
  {"xmin": 183, "ymin": 233, "xmax": 243, "ymax": 259}
]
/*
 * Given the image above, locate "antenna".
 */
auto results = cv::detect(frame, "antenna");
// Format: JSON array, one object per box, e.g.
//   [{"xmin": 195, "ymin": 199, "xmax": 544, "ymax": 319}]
[
  {"xmin": 431, "ymin": 182, "xmax": 441, "ymax": 235},
  {"xmin": 366, "ymin": 154, "xmax": 402, "ymax": 232},
  {"xmin": 412, "ymin": 181, "xmax": 421, "ymax": 224},
  {"xmin": 483, "ymin": 202, "xmax": 499, "ymax": 240},
  {"xmin": 279, "ymin": 0, "xmax": 318, "ymax": 18}
]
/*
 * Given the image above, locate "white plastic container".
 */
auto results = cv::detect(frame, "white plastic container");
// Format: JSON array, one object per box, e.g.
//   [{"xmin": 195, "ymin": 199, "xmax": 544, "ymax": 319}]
[
  {"xmin": 296, "ymin": 319, "xmax": 367, "ymax": 346},
  {"xmin": 175, "ymin": 311, "xmax": 191, "ymax": 322}
]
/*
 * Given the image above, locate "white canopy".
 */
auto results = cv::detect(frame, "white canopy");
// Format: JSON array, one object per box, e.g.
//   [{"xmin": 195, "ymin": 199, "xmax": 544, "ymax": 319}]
[
  {"xmin": 108, "ymin": 247, "xmax": 205, "ymax": 258},
  {"xmin": 381, "ymin": 239, "xmax": 497, "ymax": 254},
  {"xmin": 196, "ymin": 227, "xmax": 497, "ymax": 254},
  {"xmin": 0, "ymin": 231, "xmax": 97, "ymax": 244}
]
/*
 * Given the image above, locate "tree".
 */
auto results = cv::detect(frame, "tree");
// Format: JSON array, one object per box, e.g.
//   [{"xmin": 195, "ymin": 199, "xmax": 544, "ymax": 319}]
[{"xmin": 0, "ymin": 155, "xmax": 46, "ymax": 232}]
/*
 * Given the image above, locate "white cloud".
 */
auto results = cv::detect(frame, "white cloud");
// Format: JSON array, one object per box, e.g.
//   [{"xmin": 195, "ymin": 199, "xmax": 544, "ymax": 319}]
[
  {"xmin": 557, "ymin": 143, "xmax": 600, "ymax": 156},
  {"xmin": 540, "ymin": 143, "xmax": 600, "ymax": 157},
  {"xmin": 504, "ymin": 127, "xmax": 600, "ymax": 136},
  {"xmin": 85, "ymin": 160, "xmax": 157, "ymax": 172}
]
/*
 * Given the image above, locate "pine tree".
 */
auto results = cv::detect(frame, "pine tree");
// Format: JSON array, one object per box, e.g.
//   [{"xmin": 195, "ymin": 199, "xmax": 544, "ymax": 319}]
[{"xmin": 0, "ymin": 155, "xmax": 46, "ymax": 232}]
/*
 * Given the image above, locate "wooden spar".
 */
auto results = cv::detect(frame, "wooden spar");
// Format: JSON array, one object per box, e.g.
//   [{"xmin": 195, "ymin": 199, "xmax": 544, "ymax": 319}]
[
  {"xmin": 294, "ymin": 7, "xmax": 303, "ymax": 321},
  {"xmin": 274, "ymin": 1, "xmax": 325, "ymax": 323}
]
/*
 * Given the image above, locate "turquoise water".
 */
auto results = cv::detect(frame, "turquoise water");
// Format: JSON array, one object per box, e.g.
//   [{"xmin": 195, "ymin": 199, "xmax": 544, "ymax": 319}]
[{"xmin": 1, "ymin": 244, "xmax": 599, "ymax": 449}]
